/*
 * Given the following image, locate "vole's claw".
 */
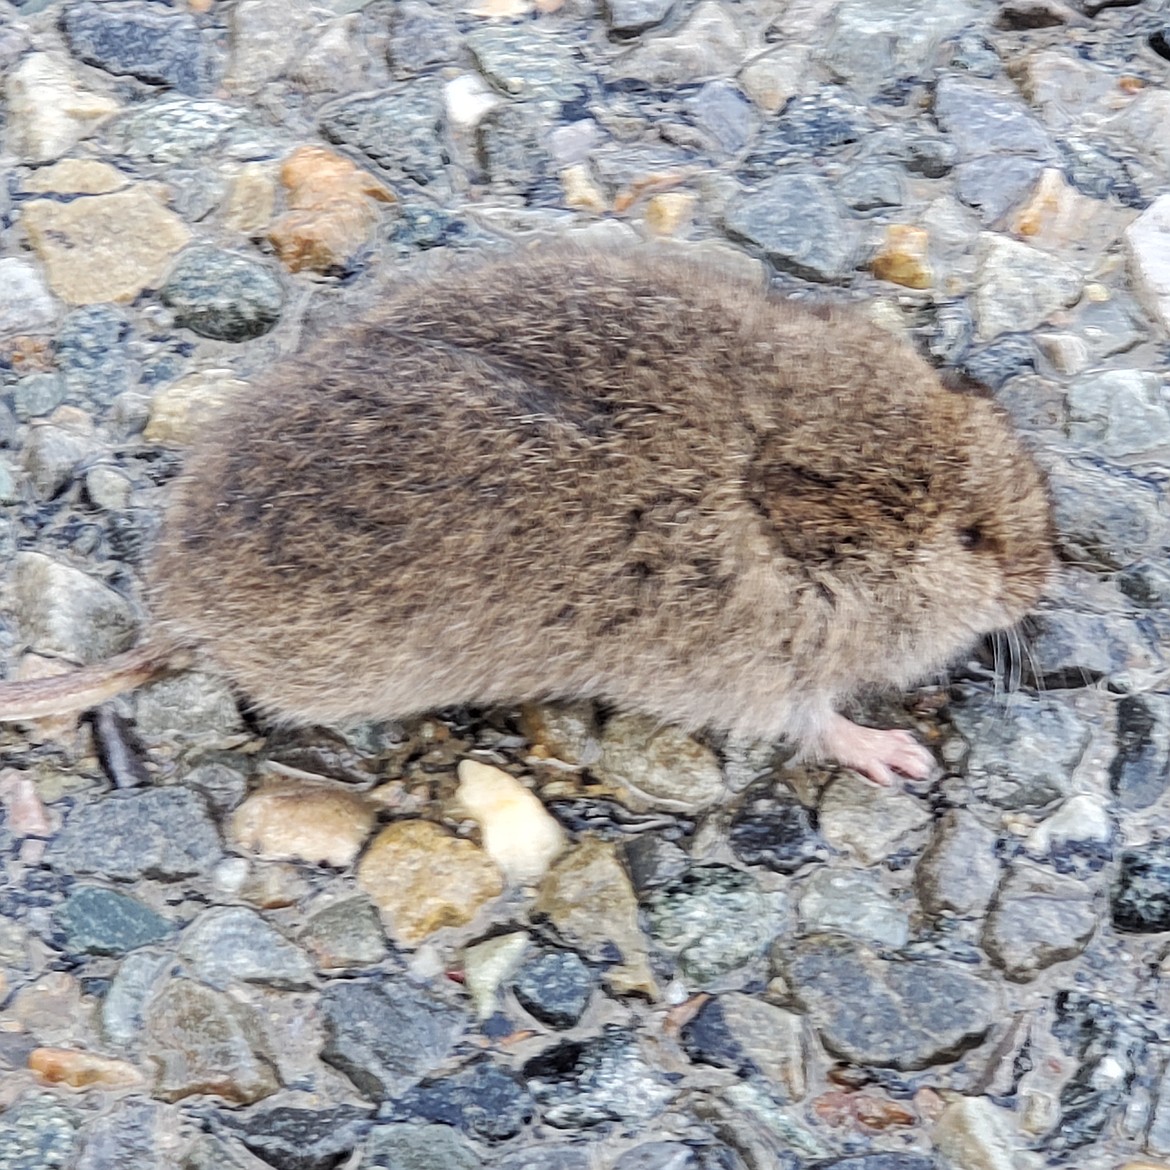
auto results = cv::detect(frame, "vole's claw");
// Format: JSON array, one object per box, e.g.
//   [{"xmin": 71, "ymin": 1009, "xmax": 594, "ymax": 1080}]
[{"xmin": 822, "ymin": 715, "xmax": 935, "ymax": 786}]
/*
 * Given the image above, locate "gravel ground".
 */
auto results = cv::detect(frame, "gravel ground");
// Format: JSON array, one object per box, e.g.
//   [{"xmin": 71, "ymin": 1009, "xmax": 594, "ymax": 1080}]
[{"xmin": 1, "ymin": 1, "xmax": 1170, "ymax": 1168}]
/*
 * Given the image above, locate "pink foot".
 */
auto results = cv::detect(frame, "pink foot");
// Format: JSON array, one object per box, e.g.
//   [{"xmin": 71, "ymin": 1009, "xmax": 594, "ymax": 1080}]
[{"xmin": 820, "ymin": 714, "xmax": 935, "ymax": 787}]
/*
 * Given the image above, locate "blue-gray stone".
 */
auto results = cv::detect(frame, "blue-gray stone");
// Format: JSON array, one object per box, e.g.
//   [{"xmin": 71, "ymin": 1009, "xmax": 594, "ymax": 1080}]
[
  {"xmin": 161, "ymin": 248, "xmax": 283, "ymax": 342},
  {"xmin": 53, "ymin": 883, "xmax": 173, "ymax": 956}
]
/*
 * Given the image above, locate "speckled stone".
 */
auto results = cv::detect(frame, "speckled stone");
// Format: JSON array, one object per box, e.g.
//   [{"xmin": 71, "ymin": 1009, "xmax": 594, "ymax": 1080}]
[
  {"xmin": 778, "ymin": 935, "xmax": 999, "ymax": 1070},
  {"xmin": 512, "ymin": 949, "xmax": 593, "ymax": 1029},
  {"xmin": 108, "ymin": 96, "xmax": 247, "ymax": 163},
  {"xmin": 52, "ymin": 884, "xmax": 172, "ymax": 956},
  {"xmin": 917, "ymin": 810, "xmax": 1001, "ymax": 918},
  {"xmin": 62, "ymin": 1, "xmax": 215, "ymax": 94},
  {"xmin": 133, "ymin": 672, "xmax": 246, "ymax": 740},
  {"xmin": 178, "ymin": 906, "xmax": 315, "ymax": 990},
  {"xmin": 363, "ymin": 1123, "xmax": 483, "ymax": 1170},
  {"xmin": 319, "ymin": 978, "xmax": 465, "ymax": 1100},
  {"xmin": 385, "ymin": 1059, "xmax": 535, "ymax": 1141},
  {"xmin": 613, "ymin": 1, "xmax": 745, "ymax": 86},
  {"xmin": 160, "ymin": 247, "xmax": 283, "ymax": 341},
  {"xmin": 0, "ymin": 1095, "xmax": 80, "ymax": 1170},
  {"xmin": 798, "ymin": 869, "xmax": 910, "ymax": 948}
]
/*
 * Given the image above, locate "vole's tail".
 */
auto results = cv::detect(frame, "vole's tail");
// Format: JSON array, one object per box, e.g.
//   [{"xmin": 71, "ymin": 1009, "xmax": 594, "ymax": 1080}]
[{"xmin": 0, "ymin": 644, "xmax": 169, "ymax": 721}]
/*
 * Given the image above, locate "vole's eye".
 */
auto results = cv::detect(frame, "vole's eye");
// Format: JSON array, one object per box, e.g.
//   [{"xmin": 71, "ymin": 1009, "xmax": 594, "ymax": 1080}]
[{"xmin": 958, "ymin": 525, "xmax": 984, "ymax": 550}]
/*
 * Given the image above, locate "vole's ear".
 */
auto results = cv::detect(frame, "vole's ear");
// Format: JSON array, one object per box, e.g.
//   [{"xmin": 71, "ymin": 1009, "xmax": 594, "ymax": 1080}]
[{"xmin": 746, "ymin": 457, "xmax": 871, "ymax": 564}]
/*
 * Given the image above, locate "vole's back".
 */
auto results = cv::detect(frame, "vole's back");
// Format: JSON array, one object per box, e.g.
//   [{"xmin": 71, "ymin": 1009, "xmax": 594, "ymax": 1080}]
[{"xmin": 149, "ymin": 246, "xmax": 1042, "ymax": 737}]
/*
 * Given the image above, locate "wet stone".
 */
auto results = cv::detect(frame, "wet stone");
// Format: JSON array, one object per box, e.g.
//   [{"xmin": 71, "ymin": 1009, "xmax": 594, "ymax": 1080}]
[
  {"xmin": 74, "ymin": 1098, "xmax": 162, "ymax": 1170},
  {"xmin": 62, "ymin": 2, "xmax": 215, "ymax": 94},
  {"xmin": 363, "ymin": 1123, "xmax": 483, "ymax": 1170},
  {"xmin": 178, "ymin": 906, "xmax": 314, "ymax": 990},
  {"xmin": 1113, "ymin": 842, "xmax": 1170, "ymax": 933},
  {"xmin": 982, "ymin": 864, "xmax": 1097, "ymax": 980},
  {"xmin": 299, "ymin": 896, "xmax": 387, "ymax": 970},
  {"xmin": 917, "ymin": 809, "xmax": 1001, "ymax": 918},
  {"xmin": 592, "ymin": 714, "xmax": 725, "ymax": 814},
  {"xmin": 386, "ymin": 1, "xmax": 461, "ymax": 79},
  {"xmin": 1066, "ymin": 369, "xmax": 1170, "ymax": 461},
  {"xmin": 52, "ymin": 883, "xmax": 172, "ymax": 956},
  {"xmin": 11, "ymin": 552, "xmax": 138, "ymax": 664},
  {"xmin": 319, "ymin": 87, "xmax": 448, "ymax": 191},
  {"xmin": 0, "ymin": 1095, "xmax": 80, "ymax": 1170},
  {"xmin": 724, "ymin": 175, "xmax": 860, "ymax": 282},
  {"xmin": 1110, "ymin": 694, "xmax": 1170, "ymax": 809},
  {"xmin": 645, "ymin": 865, "xmax": 775, "ymax": 985},
  {"xmin": 319, "ymin": 978, "xmax": 466, "ymax": 1101},
  {"xmin": 524, "ymin": 1028, "xmax": 675, "ymax": 1129},
  {"xmin": 728, "ymin": 791, "xmax": 822, "ymax": 873},
  {"xmin": 798, "ymin": 869, "xmax": 910, "ymax": 949},
  {"xmin": 109, "ymin": 97, "xmax": 246, "ymax": 164},
  {"xmin": 606, "ymin": 0, "xmax": 675, "ymax": 36},
  {"xmin": 134, "ymin": 672, "xmax": 245, "ymax": 740},
  {"xmin": 101, "ymin": 948, "xmax": 169, "ymax": 1046},
  {"xmin": 778, "ymin": 935, "xmax": 999, "ymax": 1070},
  {"xmin": 933, "ymin": 74, "xmax": 1055, "ymax": 161},
  {"xmin": 680, "ymin": 992, "xmax": 804, "ymax": 1100},
  {"xmin": 467, "ymin": 27, "xmax": 588, "ymax": 105},
  {"xmin": 48, "ymin": 786, "xmax": 221, "ymax": 881},
  {"xmin": 949, "ymin": 690, "xmax": 1091, "ymax": 810},
  {"xmin": 0, "ymin": 258, "xmax": 57, "ymax": 334},
  {"xmin": 161, "ymin": 247, "xmax": 284, "ymax": 342},
  {"xmin": 1046, "ymin": 459, "xmax": 1168, "ymax": 570},
  {"xmin": 383, "ymin": 1059, "xmax": 535, "ymax": 1142},
  {"xmin": 217, "ymin": 1105, "xmax": 372, "ymax": 1170},
  {"xmin": 512, "ymin": 949, "xmax": 593, "ymax": 1029},
  {"xmin": 144, "ymin": 976, "xmax": 280, "ymax": 1104},
  {"xmin": 54, "ymin": 304, "xmax": 133, "ymax": 402}
]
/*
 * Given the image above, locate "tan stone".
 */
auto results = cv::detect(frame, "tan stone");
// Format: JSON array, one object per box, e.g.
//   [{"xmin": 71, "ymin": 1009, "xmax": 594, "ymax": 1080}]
[
  {"xmin": 222, "ymin": 162, "xmax": 277, "ymax": 234},
  {"xmin": 144, "ymin": 371, "xmax": 247, "ymax": 446},
  {"xmin": 0, "ymin": 768, "xmax": 57, "ymax": 837},
  {"xmin": 871, "ymin": 224, "xmax": 933, "ymax": 290},
  {"xmin": 1007, "ymin": 167, "xmax": 1135, "ymax": 257},
  {"xmin": 268, "ymin": 145, "xmax": 394, "ymax": 273},
  {"xmin": 6, "ymin": 54, "xmax": 119, "ymax": 163},
  {"xmin": 644, "ymin": 191, "xmax": 695, "ymax": 236},
  {"xmin": 560, "ymin": 165, "xmax": 608, "ymax": 214},
  {"xmin": 230, "ymin": 781, "xmax": 377, "ymax": 868},
  {"xmin": 533, "ymin": 836, "xmax": 657, "ymax": 997},
  {"xmin": 30, "ymin": 1047, "xmax": 144, "ymax": 1089},
  {"xmin": 22, "ymin": 188, "xmax": 191, "ymax": 305},
  {"xmin": 357, "ymin": 820, "xmax": 503, "ymax": 947},
  {"xmin": 22, "ymin": 159, "xmax": 129, "ymax": 196}
]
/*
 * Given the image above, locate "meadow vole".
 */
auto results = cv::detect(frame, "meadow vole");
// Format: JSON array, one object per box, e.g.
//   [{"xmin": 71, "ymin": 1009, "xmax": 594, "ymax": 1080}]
[{"xmin": 0, "ymin": 246, "xmax": 1053, "ymax": 784}]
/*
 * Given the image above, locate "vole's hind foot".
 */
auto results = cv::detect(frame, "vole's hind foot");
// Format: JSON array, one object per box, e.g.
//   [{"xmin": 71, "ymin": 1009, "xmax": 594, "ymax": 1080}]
[{"xmin": 821, "ymin": 713, "xmax": 935, "ymax": 787}]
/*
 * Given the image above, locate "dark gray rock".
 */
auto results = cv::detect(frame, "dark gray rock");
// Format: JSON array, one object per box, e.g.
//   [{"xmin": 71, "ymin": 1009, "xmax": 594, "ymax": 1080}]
[
  {"xmin": 621, "ymin": 836, "xmax": 689, "ymax": 895},
  {"xmin": 217, "ymin": 1105, "xmax": 372, "ymax": 1170},
  {"xmin": 606, "ymin": 0, "xmax": 674, "ymax": 36},
  {"xmin": 382, "ymin": 1059, "xmax": 534, "ymax": 1141},
  {"xmin": 1113, "ymin": 842, "xmax": 1170, "ymax": 932},
  {"xmin": 319, "ymin": 979, "xmax": 466, "ymax": 1100},
  {"xmin": 478, "ymin": 102, "xmax": 552, "ymax": 194},
  {"xmin": 48, "ymin": 787, "xmax": 221, "ymax": 881},
  {"xmin": 320, "ymin": 86, "xmax": 448, "ymax": 191},
  {"xmin": 76, "ymin": 1098, "xmax": 164, "ymax": 1170},
  {"xmin": 724, "ymin": 175, "xmax": 861, "ymax": 282},
  {"xmin": 386, "ymin": 0, "xmax": 460, "ymax": 78},
  {"xmin": 1047, "ymin": 459, "xmax": 1169, "ymax": 570},
  {"xmin": 1110, "ymin": 694, "xmax": 1170, "ymax": 809},
  {"xmin": 298, "ymin": 896, "xmax": 387, "ymax": 970},
  {"xmin": 0, "ymin": 1095, "xmax": 80, "ymax": 1170},
  {"xmin": 54, "ymin": 304, "xmax": 133, "ymax": 404},
  {"xmin": 778, "ymin": 934, "xmax": 998, "ymax": 1069},
  {"xmin": 837, "ymin": 164, "xmax": 903, "ymax": 212},
  {"xmin": 954, "ymin": 154, "xmax": 1045, "ymax": 221},
  {"xmin": 363, "ymin": 1123, "xmax": 483, "ymax": 1170},
  {"xmin": 52, "ymin": 883, "xmax": 173, "ymax": 956},
  {"xmin": 524, "ymin": 1027, "xmax": 675, "ymax": 1128},
  {"xmin": 917, "ymin": 810, "xmax": 1000, "ymax": 918},
  {"xmin": 934, "ymin": 74, "xmax": 1056, "ymax": 160},
  {"xmin": 949, "ymin": 690, "xmax": 1092, "ymax": 810},
  {"xmin": 161, "ymin": 247, "xmax": 284, "ymax": 342},
  {"xmin": 512, "ymin": 949, "xmax": 593, "ymax": 1029},
  {"xmin": 62, "ymin": 2, "xmax": 215, "ymax": 94},
  {"xmin": 959, "ymin": 333, "xmax": 1037, "ymax": 388},
  {"xmin": 729, "ymin": 792, "xmax": 823, "ymax": 874},
  {"xmin": 467, "ymin": 27, "xmax": 588, "ymax": 105}
]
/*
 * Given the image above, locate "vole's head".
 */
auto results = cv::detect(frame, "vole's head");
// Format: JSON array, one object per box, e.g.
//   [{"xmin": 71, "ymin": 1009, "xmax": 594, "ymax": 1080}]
[{"xmin": 745, "ymin": 364, "xmax": 1054, "ymax": 690}]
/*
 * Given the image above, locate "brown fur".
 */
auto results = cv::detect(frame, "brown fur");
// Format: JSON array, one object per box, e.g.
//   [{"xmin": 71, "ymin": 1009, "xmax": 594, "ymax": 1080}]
[{"xmin": 2, "ymin": 246, "xmax": 1053, "ymax": 764}]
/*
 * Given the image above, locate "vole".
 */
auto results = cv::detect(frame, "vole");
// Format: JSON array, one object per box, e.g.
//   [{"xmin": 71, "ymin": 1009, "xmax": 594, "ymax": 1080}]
[{"xmin": 0, "ymin": 246, "xmax": 1053, "ymax": 785}]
